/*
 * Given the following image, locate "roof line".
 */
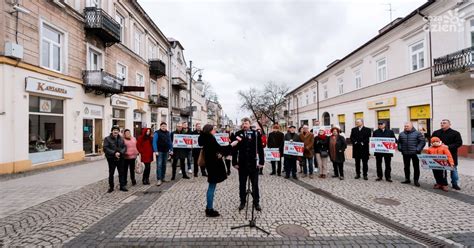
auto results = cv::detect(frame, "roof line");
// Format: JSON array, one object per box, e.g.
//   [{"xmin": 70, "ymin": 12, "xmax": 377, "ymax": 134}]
[{"xmin": 286, "ymin": 0, "xmax": 435, "ymax": 97}]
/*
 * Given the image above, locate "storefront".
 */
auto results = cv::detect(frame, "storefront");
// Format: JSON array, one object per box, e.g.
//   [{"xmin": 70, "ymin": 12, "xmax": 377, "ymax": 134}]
[
  {"xmin": 338, "ymin": 114, "xmax": 346, "ymax": 132},
  {"xmin": 377, "ymin": 110, "xmax": 391, "ymax": 129},
  {"xmin": 133, "ymin": 110, "xmax": 143, "ymax": 137},
  {"xmin": 354, "ymin": 112, "xmax": 364, "ymax": 124},
  {"xmin": 367, "ymin": 97, "xmax": 396, "ymax": 129},
  {"xmin": 83, "ymin": 103, "xmax": 104, "ymax": 155},
  {"xmin": 111, "ymin": 95, "xmax": 130, "ymax": 130},
  {"xmin": 409, "ymin": 104, "xmax": 431, "ymax": 138},
  {"xmin": 26, "ymin": 77, "xmax": 75, "ymax": 164}
]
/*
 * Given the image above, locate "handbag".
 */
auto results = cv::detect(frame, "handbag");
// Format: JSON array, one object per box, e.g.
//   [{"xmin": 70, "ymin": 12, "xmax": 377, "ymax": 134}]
[
  {"xmin": 320, "ymin": 151, "xmax": 329, "ymax": 158},
  {"xmin": 135, "ymin": 154, "xmax": 145, "ymax": 174},
  {"xmin": 198, "ymin": 149, "xmax": 206, "ymax": 167}
]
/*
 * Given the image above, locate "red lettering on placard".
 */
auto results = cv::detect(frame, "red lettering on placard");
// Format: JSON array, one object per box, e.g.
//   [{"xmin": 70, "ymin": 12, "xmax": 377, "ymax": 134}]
[
  {"xmin": 271, "ymin": 152, "xmax": 280, "ymax": 158},
  {"xmin": 433, "ymin": 159, "xmax": 449, "ymax": 166},
  {"xmin": 183, "ymin": 138, "xmax": 193, "ymax": 145},
  {"xmin": 221, "ymin": 137, "xmax": 230, "ymax": 143},
  {"xmin": 382, "ymin": 142, "xmax": 396, "ymax": 150},
  {"xmin": 294, "ymin": 146, "xmax": 304, "ymax": 153}
]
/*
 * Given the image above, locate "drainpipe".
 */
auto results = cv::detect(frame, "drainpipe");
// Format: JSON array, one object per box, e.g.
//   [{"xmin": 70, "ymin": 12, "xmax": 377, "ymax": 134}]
[
  {"xmin": 296, "ymin": 96, "xmax": 300, "ymax": 127},
  {"xmin": 316, "ymin": 79, "xmax": 320, "ymax": 121},
  {"xmin": 168, "ymin": 47, "xmax": 173, "ymax": 130},
  {"xmin": 417, "ymin": 10, "xmax": 434, "ymax": 134}
]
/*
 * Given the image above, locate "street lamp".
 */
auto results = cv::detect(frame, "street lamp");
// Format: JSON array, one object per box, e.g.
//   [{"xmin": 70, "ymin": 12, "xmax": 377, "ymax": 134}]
[{"xmin": 188, "ymin": 60, "xmax": 204, "ymax": 131}]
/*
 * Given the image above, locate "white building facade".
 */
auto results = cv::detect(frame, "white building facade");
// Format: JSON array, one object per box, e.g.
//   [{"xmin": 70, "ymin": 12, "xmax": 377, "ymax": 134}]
[{"xmin": 286, "ymin": 0, "xmax": 474, "ymax": 158}]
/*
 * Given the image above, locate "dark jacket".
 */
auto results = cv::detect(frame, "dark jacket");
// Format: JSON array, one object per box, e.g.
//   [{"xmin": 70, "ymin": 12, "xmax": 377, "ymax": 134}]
[
  {"xmin": 329, "ymin": 135, "xmax": 347, "ymax": 163},
  {"xmin": 199, "ymin": 133, "xmax": 227, "ymax": 184},
  {"xmin": 267, "ymin": 131, "xmax": 285, "ymax": 155},
  {"xmin": 432, "ymin": 128, "xmax": 463, "ymax": 165},
  {"xmin": 153, "ymin": 129, "xmax": 172, "ymax": 153},
  {"xmin": 232, "ymin": 129, "xmax": 265, "ymax": 171},
  {"xmin": 372, "ymin": 128, "xmax": 396, "ymax": 157},
  {"xmin": 103, "ymin": 134, "xmax": 127, "ymax": 159},
  {"xmin": 191, "ymin": 130, "xmax": 202, "ymax": 157},
  {"xmin": 284, "ymin": 132, "xmax": 301, "ymax": 158},
  {"xmin": 314, "ymin": 136, "xmax": 329, "ymax": 154},
  {"xmin": 398, "ymin": 127, "xmax": 425, "ymax": 155},
  {"xmin": 171, "ymin": 129, "xmax": 191, "ymax": 159},
  {"xmin": 350, "ymin": 126, "xmax": 372, "ymax": 159}
]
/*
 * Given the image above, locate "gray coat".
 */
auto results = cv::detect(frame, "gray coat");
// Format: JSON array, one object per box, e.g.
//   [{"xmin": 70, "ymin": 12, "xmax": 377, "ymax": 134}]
[{"xmin": 397, "ymin": 128, "xmax": 425, "ymax": 155}]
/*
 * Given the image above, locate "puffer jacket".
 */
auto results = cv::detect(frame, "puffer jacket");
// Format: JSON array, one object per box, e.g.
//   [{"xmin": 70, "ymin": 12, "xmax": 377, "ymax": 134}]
[
  {"xmin": 398, "ymin": 128, "xmax": 425, "ymax": 155},
  {"xmin": 426, "ymin": 145, "xmax": 454, "ymax": 166}
]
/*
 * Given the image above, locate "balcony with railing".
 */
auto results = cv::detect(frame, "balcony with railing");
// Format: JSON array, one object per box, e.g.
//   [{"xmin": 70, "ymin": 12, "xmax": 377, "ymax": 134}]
[
  {"xmin": 180, "ymin": 107, "xmax": 191, "ymax": 116},
  {"xmin": 149, "ymin": 60, "xmax": 166, "ymax": 77},
  {"xmin": 84, "ymin": 7, "xmax": 121, "ymax": 45},
  {"xmin": 172, "ymin": 77, "xmax": 188, "ymax": 90},
  {"xmin": 434, "ymin": 46, "xmax": 473, "ymax": 79},
  {"xmin": 83, "ymin": 70, "xmax": 124, "ymax": 97},
  {"xmin": 149, "ymin": 94, "xmax": 168, "ymax": 108}
]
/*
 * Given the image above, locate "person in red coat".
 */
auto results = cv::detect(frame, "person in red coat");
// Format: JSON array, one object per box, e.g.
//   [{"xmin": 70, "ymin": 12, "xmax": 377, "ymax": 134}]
[{"xmin": 137, "ymin": 128, "xmax": 154, "ymax": 185}]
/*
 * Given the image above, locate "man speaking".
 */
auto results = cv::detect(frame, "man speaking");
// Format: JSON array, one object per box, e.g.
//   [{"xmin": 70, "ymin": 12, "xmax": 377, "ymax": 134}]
[{"xmin": 232, "ymin": 117, "xmax": 265, "ymax": 211}]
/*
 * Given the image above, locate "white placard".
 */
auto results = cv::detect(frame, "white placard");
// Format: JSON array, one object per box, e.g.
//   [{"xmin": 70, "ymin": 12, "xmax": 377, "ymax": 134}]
[
  {"xmin": 369, "ymin": 137, "xmax": 397, "ymax": 154},
  {"xmin": 264, "ymin": 148, "xmax": 280, "ymax": 161},
  {"xmin": 191, "ymin": 135, "xmax": 201, "ymax": 148},
  {"xmin": 173, "ymin": 134, "xmax": 194, "ymax": 148},
  {"xmin": 215, "ymin": 133, "xmax": 230, "ymax": 146},
  {"xmin": 418, "ymin": 154, "xmax": 454, "ymax": 171},
  {"xmin": 313, "ymin": 126, "xmax": 332, "ymax": 136},
  {"xmin": 283, "ymin": 141, "xmax": 304, "ymax": 156}
]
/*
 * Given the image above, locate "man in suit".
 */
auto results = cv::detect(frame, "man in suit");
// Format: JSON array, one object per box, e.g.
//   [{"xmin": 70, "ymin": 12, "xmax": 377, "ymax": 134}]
[
  {"xmin": 372, "ymin": 121, "xmax": 396, "ymax": 182},
  {"xmin": 350, "ymin": 119, "xmax": 372, "ymax": 180},
  {"xmin": 232, "ymin": 117, "xmax": 265, "ymax": 211}
]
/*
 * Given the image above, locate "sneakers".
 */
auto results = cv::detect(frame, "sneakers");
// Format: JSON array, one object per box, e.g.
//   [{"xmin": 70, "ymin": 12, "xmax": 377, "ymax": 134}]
[
  {"xmin": 205, "ymin": 209, "xmax": 220, "ymax": 217},
  {"xmin": 156, "ymin": 180, "xmax": 162, "ymax": 186},
  {"xmin": 188, "ymin": 169, "xmax": 193, "ymax": 174}
]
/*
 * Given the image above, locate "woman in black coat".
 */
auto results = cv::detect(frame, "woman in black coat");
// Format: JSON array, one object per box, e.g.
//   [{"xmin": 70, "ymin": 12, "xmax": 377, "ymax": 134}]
[{"xmin": 198, "ymin": 124, "xmax": 228, "ymax": 217}]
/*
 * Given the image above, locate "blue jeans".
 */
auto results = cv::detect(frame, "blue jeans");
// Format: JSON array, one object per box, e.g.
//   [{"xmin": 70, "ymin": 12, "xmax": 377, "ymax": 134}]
[
  {"xmin": 207, "ymin": 183, "xmax": 217, "ymax": 209},
  {"xmin": 302, "ymin": 157, "xmax": 314, "ymax": 175},
  {"xmin": 451, "ymin": 165, "xmax": 459, "ymax": 186},
  {"xmin": 156, "ymin": 152, "xmax": 168, "ymax": 180}
]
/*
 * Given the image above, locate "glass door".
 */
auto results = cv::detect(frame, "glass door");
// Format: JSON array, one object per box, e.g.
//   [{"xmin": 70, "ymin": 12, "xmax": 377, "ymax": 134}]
[{"xmin": 83, "ymin": 119, "xmax": 93, "ymax": 154}]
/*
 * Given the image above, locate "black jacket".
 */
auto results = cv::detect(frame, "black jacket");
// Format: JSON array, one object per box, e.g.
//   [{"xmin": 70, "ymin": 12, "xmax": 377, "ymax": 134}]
[
  {"xmin": 221, "ymin": 132, "xmax": 233, "ymax": 157},
  {"xmin": 171, "ymin": 129, "xmax": 191, "ymax": 159},
  {"xmin": 199, "ymin": 133, "xmax": 227, "ymax": 184},
  {"xmin": 103, "ymin": 134, "xmax": 127, "ymax": 159},
  {"xmin": 432, "ymin": 128, "xmax": 463, "ymax": 165},
  {"xmin": 372, "ymin": 128, "xmax": 396, "ymax": 157},
  {"xmin": 398, "ymin": 128, "xmax": 425, "ymax": 155},
  {"xmin": 267, "ymin": 131, "xmax": 285, "ymax": 154},
  {"xmin": 284, "ymin": 132, "xmax": 301, "ymax": 158},
  {"xmin": 329, "ymin": 135, "xmax": 347, "ymax": 163},
  {"xmin": 350, "ymin": 126, "xmax": 372, "ymax": 159},
  {"xmin": 232, "ymin": 129, "xmax": 265, "ymax": 171},
  {"xmin": 314, "ymin": 136, "xmax": 329, "ymax": 154},
  {"xmin": 191, "ymin": 130, "xmax": 202, "ymax": 157}
]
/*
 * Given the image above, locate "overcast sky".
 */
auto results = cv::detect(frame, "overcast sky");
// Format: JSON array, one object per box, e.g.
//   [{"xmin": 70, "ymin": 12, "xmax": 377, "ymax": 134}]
[{"xmin": 140, "ymin": 0, "xmax": 427, "ymax": 122}]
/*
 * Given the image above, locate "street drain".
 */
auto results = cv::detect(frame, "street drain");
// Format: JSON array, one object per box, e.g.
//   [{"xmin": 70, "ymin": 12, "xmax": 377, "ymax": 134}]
[
  {"xmin": 276, "ymin": 224, "xmax": 309, "ymax": 237},
  {"xmin": 374, "ymin": 198, "xmax": 401, "ymax": 206}
]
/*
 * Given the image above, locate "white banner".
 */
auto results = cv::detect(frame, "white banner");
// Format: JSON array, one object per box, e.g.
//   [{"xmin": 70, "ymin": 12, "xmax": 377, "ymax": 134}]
[
  {"xmin": 313, "ymin": 126, "xmax": 332, "ymax": 136},
  {"xmin": 283, "ymin": 141, "xmax": 304, "ymax": 156},
  {"xmin": 264, "ymin": 148, "xmax": 280, "ymax": 161},
  {"xmin": 215, "ymin": 133, "xmax": 230, "ymax": 146},
  {"xmin": 369, "ymin": 137, "xmax": 397, "ymax": 154},
  {"xmin": 191, "ymin": 135, "xmax": 201, "ymax": 148},
  {"xmin": 418, "ymin": 154, "xmax": 454, "ymax": 171},
  {"xmin": 173, "ymin": 134, "xmax": 194, "ymax": 148}
]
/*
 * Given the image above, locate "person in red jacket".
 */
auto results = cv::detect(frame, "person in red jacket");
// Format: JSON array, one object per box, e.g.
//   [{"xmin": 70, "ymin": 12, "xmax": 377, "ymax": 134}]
[
  {"xmin": 257, "ymin": 128, "xmax": 267, "ymax": 175},
  {"xmin": 426, "ymin": 137, "xmax": 454, "ymax": 192},
  {"xmin": 137, "ymin": 128, "xmax": 154, "ymax": 185}
]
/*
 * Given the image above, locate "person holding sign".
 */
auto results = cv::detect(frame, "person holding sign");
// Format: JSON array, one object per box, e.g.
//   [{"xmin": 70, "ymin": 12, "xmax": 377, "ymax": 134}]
[
  {"xmin": 314, "ymin": 127, "xmax": 329, "ymax": 178},
  {"xmin": 284, "ymin": 125, "xmax": 301, "ymax": 180},
  {"xmin": 425, "ymin": 137, "xmax": 454, "ymax": 192},
  {"xmin": 267, "ymin": 124, "xmax": 284, "ymax": 176},
  {"xmin": 372, "ymin": 121, "xmax": 396, "ymax": 182},
  {"xmin": 350, "ymin": 119, "xmax": 372, "ymax": 180},
  {"xmin": 171, "ymin": 123, "xmax": 191, "ymax": 180},
  {"xmin": 299, "ymin": 125, "xmax": 315, "ymax": 179},
  {"xmin": 328, "ymin": 126, "xmax": 347, "ymax": 180},
  {"xmin": 232, "ymin": 117, "xmax": 265, "ymax": 211}
]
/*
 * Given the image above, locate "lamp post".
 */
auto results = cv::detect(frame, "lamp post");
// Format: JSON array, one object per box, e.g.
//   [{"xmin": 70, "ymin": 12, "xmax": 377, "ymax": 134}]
[{"xmin": 188, "ymin": 60, "xmax": 204, "ymax": 131}]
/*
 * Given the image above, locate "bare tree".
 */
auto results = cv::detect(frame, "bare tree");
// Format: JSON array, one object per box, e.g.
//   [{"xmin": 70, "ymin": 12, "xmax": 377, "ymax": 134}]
[{"xmin": 237, "ymin": 88, "xmax": 266, "ymax": 132}]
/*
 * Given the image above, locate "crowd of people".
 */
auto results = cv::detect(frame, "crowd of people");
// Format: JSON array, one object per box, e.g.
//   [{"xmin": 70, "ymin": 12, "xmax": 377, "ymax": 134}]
[{"xmin": 102, "ymin": 117, "xmax": 463, "ymax": 217}]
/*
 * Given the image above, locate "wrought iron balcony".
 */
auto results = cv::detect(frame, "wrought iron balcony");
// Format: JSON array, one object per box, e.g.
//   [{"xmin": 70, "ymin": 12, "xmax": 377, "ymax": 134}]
[
  {"xmin": 434, "ymin": 46, "xmax": 473, "ymax": 77},
  {"xmin": 172, "ymin": 77, "xmax": 188, "ymax": 90},
  {"xmin": 180, "ymin": 107, "xmax": 191, "ymax": 116},
  {"xmin": 84, "ymin": 7, "xmax": 121, "ymax": 45},
  {"xmin": 83, "ymin": 70, "xmax": 124, "ymax": 97},
  {"xmin": 149, "ymin": 60, "xmax": 166, "ymax": 77},
  {"xmin": 149, "ymin": 94, "xmax": 168, "ymax": 108}
]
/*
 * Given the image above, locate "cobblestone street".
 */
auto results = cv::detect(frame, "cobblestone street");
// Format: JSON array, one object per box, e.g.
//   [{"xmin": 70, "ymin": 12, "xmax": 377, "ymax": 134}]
[{"xmin": 0, "ymin": 157, "xmax": 473, "ymax": 247}]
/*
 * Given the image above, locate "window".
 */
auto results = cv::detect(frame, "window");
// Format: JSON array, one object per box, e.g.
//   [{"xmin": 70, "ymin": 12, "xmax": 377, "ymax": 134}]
[
  {"xmin": 41, "ymin": 22, "xmax": 64, "ymax": 72},
  {"xmin": 148, "ymin": 40, "xmax": 157, "ymax": 60},
  {"xmin": 136, "ymin": 73, "xmax": 144, "ymax": 98},
  {"xmin": 410, "ymin": 41, "xmax": 425, "ymax": 71},
  {"xmin": 323, "ymin": 84, "xmax": 328, "ymax": 99},
  {"xmin": 115, "ymin": 12, "xmax": 125, "ymax": 43},
  {"xmin": 87, "ymin": 0, "xmax": 100, "ymax": 7},
  {"xmin": 306, "ymin": 94, "xmax": 309, "ymax": 105},
  {"xmin": 354, "ymin": 69, "xmax": 362, "ymax": 89},
  {"xmin": 161, "ymin": 86, "xmax": 166, "ymax": 96},
  {"xmin": 150, "ymin": 79, "xmax": 157, "ymax": 95},
  {"xmin": 87, "ymin": 46, "xmax": 102, "ymax": 70},
  {"xmin": 116, "ymin": 63, "xmax": 127, "ymax": 85},
  {"xmin": 376, "ymin": 58, "xmax": 387, "ymax": 82},
  {"xmin": 313, "ymin": 91, "xmax": 316, "ymax": 103},
  {"xmin": 470, "ymin": 19, "xmax": 474, "ymax": 47},
  {"xmin": 134, "ymin": 26, "xmax": 143, "ymax": 56},
  {"xmin": 337, "ymin": 78, "xmax": 344, "ymax": 95},
  {"xmin": 29, "ymin": 96, "xmax": 64, "ymax": 164}
]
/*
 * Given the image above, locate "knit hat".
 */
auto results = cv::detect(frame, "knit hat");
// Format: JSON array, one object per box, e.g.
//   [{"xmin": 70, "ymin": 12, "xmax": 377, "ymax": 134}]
[{"xmin": 431, "ymin": 137, "xmax": 441, "ymax": 143}]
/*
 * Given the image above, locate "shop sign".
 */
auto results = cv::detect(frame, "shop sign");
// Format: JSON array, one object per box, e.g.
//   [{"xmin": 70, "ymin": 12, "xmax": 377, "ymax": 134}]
[
  {"xmin": 83, "ymin": 104, "xmax": 103, "ymax": 119},
  {"xmin": 367, "ymin": 97, "xmax": 397, "ymax": 109},
  {"xmin": 111, "ymin": 95, "xmax": 130, "ymax": 108},
  {"xmin": 26, "ymin": 77, "xmax": 75, "ymax": 98}
]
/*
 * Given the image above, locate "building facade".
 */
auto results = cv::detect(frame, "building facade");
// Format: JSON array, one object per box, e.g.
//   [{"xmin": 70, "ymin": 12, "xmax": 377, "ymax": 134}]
[
  {"xmin": 286, "ymin": 0, "xmax": 474, "ymax": 157},
  {"xmin": 0, "ymin": 0, "xmax": 172, "ymax": 174}
]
